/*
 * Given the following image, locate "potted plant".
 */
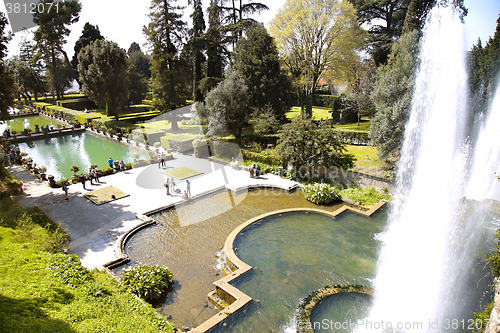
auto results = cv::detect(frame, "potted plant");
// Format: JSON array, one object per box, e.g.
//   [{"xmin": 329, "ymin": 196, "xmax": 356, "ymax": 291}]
[
  {"xmin": 70, "ymin": 165, "xmax": 80, "ymax": 184},
  {"xmin": 39, "ymin": 166, "xmax": 47, "ymax": 180}
]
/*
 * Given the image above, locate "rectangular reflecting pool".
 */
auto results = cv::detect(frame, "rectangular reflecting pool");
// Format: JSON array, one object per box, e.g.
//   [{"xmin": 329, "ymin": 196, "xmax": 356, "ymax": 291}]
[{"xmin": 15, "ymin": 132, "xmax": 150, "ymax": 180}]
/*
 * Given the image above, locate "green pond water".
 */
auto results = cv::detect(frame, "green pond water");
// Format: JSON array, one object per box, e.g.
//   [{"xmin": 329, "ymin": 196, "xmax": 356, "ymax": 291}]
[
  {"xmin": 221, "ymin": 210, "xmax": 386, "ymax": 333},
  {"xmin": 15, "ymin": 132, "xmax": 149, "ymax": 179},
  {"xmin": 0, "ymin": 115, "xmax": 63, "ymax": 134}
]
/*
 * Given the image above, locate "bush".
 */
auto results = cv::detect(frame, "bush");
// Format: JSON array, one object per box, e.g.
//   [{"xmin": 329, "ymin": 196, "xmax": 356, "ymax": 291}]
[
  {"xmin": 242, "ymin": 150, "xmax": 283, "ymax": 167},
  {"xmin": 193, "ymin": 138, "xmax": 210, "ymax": 158},
  {"xmin": 49, "ymin": 253, "xmax": 92, "ymax": 288},
  {"xmin": 213, "ymin": 141, "xmax": 241, "ymax": 160},
  {"xmin": 302, "ymin": 183, "xmax": 340, "ymax": 204},
  {"xmin": 314, "ymin": 94, "xmax": 338, "ymax": 108},
  {"xmin": 339, "ymin": 186, "xmax": 392, "ymax": 206},
  {"xmin": 120, "ymin": 264, "xmax": 173, "ymax": 302}
]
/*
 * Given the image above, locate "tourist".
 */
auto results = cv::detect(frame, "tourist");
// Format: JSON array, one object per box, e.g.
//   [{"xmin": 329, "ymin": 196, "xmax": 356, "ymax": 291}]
[
  {"xmin": 160, "ymin": 152, "xmax": 166, "ymax": 167},
  {"xmin": 249, "ymin": 164, "xmax": 254, "ymax": 178},
  {"xmin": 157, "ymin": 153, "xmax": 161, "ymax": 168},
  {"xmin": 94, "ymin": 168, "xmax": 100, "ymax": 183},
  {"xmin": 120, "ymin": 160, "xmax": 125, "ymax": 172},
  {"xmin": 62, "ymin": 183, "xmax": 68, "ymax": 200},
  {"xmin": 230, "ymin": 157, "xmax": 235, "ymax": 169},
  {"xmin": 183, "ymin": 190, "xmax": 188, "ymax": 199},
  {"xmin": 171, "ymin": 178, "xmax": 176, "ymax": 192},
  {"xmin": 80, "ymin": 173, "xmax": 86, "ymax": 190},
  {"xmin": 165, "ymin": 178, "xmax": 170, "ymax": 195},
  {"xmin": 256, "ymin": 164, "xmax": 261, "ymax": 178},
  {"xmin": 89, "ymin": 169, "xmax": 94, "ymax": 185},
  {"xmin": 186, "ymin": 179, "xmax": 191, "ymax": 197},
  {"xmin": 9, "ymin": 151, "xmax": 14, "ymax": 165},
  {"xmin": 108, "ymin": 157, "xmax": 114, "ymax": 169}
]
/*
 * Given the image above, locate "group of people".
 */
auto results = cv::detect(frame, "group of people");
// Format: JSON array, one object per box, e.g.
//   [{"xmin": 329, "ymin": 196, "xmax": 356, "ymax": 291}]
[
  {"xmin": 165, "ymin": 178, "xmax": 191, "ymax": 199},
  {"xmin": 230, "ymin": 157, "xmax": 239, "ymax": 170},
  {"xmin": 157, "ymin": 152, "xmax": 167, "ymax": 168},
  {"xmin": 79, "ymin": 167, "xmax": 101, "ymax": 190},
  {"xmin": 248, "ymin": 163, "xmax": 261, "ymax": 178},
  {"xmin": 108, "ymin": 157, "xmax": 125, "ymax": 172}
]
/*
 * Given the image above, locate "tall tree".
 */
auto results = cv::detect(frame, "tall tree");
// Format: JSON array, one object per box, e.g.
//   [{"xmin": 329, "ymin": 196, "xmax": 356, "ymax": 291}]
[
  {"xmin": 196, "ymin": 69, "xmax": 249, "ymax": 144},
  {"xmin": 128, "ymin": 44, "xmax": 152, "ymax": 79},
  {"xmin": 78, "ymin": 40, "xmax": 127, "ymax": 121},
  {"xmin": 33, "ymin": 0, "xmax": 81, "ymax": 100},
  {"xmin": 219, "ymin": 0, "xmax": 269, "ymax": 46},
  {"xmin": 232, "ymin": 23, "xmax": 292, "ymax": 121},
  {"xmin": 189, "ymin": 0, "xmax": 206, "ymax": 102},
  {"xmin": 12, "ymin": 38, "xmax": 47, "ymax": 101},
  {"xmin": 144, "ymin": 0, "xmax": 188, "ymax": 130},
  {"xmin": 369, "ymin": 29, "xmax": 419, "ymax": 162},
  {"xmin": 127, "ymin": 42, "xmax": 142, "ymax": 56},
  {"xmin": 71, "ymin": 23, "xmax": 104, "ymax": 87},
  {"xmin": 0, "ymin": 12, "xmax": 15, "ymax": 119},
  {"xmin": 270, "ymin": 0, "xmax": 365, "ymax": 119}
]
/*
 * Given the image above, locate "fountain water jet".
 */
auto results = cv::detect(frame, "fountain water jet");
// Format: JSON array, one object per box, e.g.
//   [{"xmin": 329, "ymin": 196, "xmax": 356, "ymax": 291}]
[{"xmin": 363, "ymin": 4, "xmax": 478, "ymax": 331}]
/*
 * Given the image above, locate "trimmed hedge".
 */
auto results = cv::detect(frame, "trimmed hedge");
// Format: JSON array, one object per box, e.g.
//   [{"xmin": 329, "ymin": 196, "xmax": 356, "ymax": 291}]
[
  {"xmin": 193, "ymin": 138, "xmax": 210, "ymax": 158},
  {"xmin": 242, "ymin": 150, "xmax": 284, "ymax": 166},
  {"xmin": 57, "ymin": 98, "xmax": 96, "ymax": 111},
  {"xmin": 313, "ymin": 94, "xmax": 338, "ymax": 108},
  {"xmin": 333, "ymin": 130, "xmax": 369, "ymax": 145},
  {"xmin": 243, "ymin": 133, "xmax": 279, "ymax": 146},
  {"xmin": 213, "ymin": 141, "xmax": 241, "ymax": 160}
]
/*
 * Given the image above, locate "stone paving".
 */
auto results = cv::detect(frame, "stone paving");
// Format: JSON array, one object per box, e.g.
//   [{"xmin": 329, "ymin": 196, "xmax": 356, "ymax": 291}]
[{"xmin": 7, "ymin": 153, "xmax": 299, "ymax": 269}]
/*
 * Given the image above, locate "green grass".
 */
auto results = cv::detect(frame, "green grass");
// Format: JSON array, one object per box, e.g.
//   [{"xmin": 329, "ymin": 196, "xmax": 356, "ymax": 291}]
[
  {"xmin": 285, "ymin": 106, "xmax": 333, "ymax": 120},
  {"xmin": 334, "ymin": 120, "xmax": 371, "ymax": 132},
  {"xmin": 83, "ymin": 186, "xmax": 129, "ymax": 205},
  {"xmin": 339, "ymin": 186, "xmax": 392, "ymax": 206},
  {"xmin": 163, "ymin": 167, "xmax": 202, "ymax": 179},
  {"xmin": 345, "ymin": 145, "xmax": 384, "ymax": 170},
  {"xmin": 0, "ymin": 196, "xmax": 176, "ymax": 332}
]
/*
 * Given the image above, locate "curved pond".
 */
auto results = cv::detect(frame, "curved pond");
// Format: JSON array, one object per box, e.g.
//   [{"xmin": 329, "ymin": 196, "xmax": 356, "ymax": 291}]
[
  {"xmin": 124, "ymin": 189, "xmax": 349, "ymax": 329},
  {"xmin": 15, "ymin": 132, "xmax": 149, "ymax": 179},
  {"xmin": 220, "ymin": 209, "xmax": 386, "ymax": 332}
]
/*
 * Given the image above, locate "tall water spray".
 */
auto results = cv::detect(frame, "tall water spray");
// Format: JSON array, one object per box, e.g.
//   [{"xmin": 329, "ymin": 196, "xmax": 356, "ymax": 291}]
[{"xmin": 364, "ymin": 4, "xmax": 474, "ymax": 331}]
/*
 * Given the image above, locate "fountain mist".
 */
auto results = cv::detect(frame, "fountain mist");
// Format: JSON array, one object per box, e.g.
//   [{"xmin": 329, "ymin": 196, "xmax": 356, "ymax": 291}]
[{"xmin": 364, "ymin": 4, "xmax": 477, "ymax": 331}]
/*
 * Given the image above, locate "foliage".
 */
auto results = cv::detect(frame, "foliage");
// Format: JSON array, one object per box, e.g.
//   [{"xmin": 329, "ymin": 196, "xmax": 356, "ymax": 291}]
[
  {"xmin": 213, "ymin": 140, "xmax": 241, "ymax": 160},
  {"xmin": 242, "ymin": 149, "xmax": 283, "ymax": 167},
  {"xmin": 189, "ymin": 0, "xmax": 206, "ymax": 102},
  {"xmin": 49, "ymin": 253, "xmax": 92, "ymax": 287},
  {"xmin": 78, "ymin": 39, "xmax": 128, "ymax": 120},
  {"xmin": 369, "ymin": 29, "xmax": 419, "ymax": 163},
  {"xmin": 302, "ymin": 183, "xmax": 340, "ymax": 204},
  {"xmin": 468, "ymin": 16, "xmax": 500, "ymax": 119},
  {"xmin": 120, "ymin": 264, "xmax": 174, "ymax": 302},
  {"xmin": 253, "ymin": 104, "xmax": 281, "ymax": 135},
  {"xmin": 71, "ymin": 22, "xmax": 104, "ymax": 86},
  {"xmin": 276, "ymin": 117, "xmax": 355, "ymax": 170},
  {"xmin": 198, "ymin": 69, "xmax": 250, "ymax": 144},
  {"xmin": 232, "ymin": 24, "xmax": 292, "ymax": 120},
  {"xmin": 144, "ymin": 0, "xmax": 190, "ymax": 131},
  {"xmin": 70, "ymin": 165, "xmax": 80, "ymax": 175},
  {"xmin": 334, "ymin": 130, "xmax": 370, "ymax": 145},
  {"xmin": 33, "ymin": 0, "xmax": 81, "ymax": 100},
  {"xmin": 339, "ymin": 185, "xmax": 392, "ymax": 205},
  {"xmin": 270, "ymin": 0, "xmax": 365, "ymax": 118},
  {"xmin": 473, "ymin": 301, "xmax": 494, "ymax": 333},
  {"xmin": 0, "ymin": 13, "xmax": 15, "ymax": 120}
]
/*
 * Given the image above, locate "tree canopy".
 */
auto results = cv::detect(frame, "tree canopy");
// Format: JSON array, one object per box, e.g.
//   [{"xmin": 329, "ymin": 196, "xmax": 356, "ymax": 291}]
[
  {"xmin": 71, "ymin": 22, "xmax": 104, "ymax": 86},
  {"xmin": 78, "ymin": 39, "xmax": 127, "ymax": 120},
  {"xmin": 0, "ymin": 12, "xmax": 15, "ymax": 120},
  {"xmin": 232, "ymin": 23, "xmax": 292, "ymax": 121},
  {"xmin": 276, "ymin": 117, "xmax": 354, "ymax": 170},
  {"xmin": 270, "ymin": 0, "xmax": 365, "ymax": 119}
]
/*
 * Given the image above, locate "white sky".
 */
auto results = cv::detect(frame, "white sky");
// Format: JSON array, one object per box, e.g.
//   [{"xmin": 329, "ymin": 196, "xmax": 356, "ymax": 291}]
[{"xmin": 2, "ymin": 0, "xmax": 499, "ymax": 58}]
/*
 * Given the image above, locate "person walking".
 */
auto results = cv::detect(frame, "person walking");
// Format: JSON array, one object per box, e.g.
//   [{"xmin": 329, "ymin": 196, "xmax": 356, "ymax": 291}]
[
  {"xmin": 161, "ymin": 152, "xmax": 166, "ymax": 167},
  {"xmin": 165, "ymin": 178, "xmax": 170, "ymax": 195},
  {"xmin": 186, "ymin": 179, "xmax": 191, "ymax": 197},
  {"xmin": 108, "ymin": 157, "xmax": 114, "ymax": 169},
  {"xmin": 120, "ymin": 160, "xmax": 125, "ymax": 172},
  {"xmin": 89, "ymin": 169, "xmax": 94, "ymax": 185},
  {"xmin": 157, "ymin": 153, "xmax": 162, "ymax": 168},
  {"xmin": 62, "ymin": 183, "xmax": 69, "ymax": 200},
  {"xmin": 94, "ymin": 168, "xmax": 100, "ymax": 183},
  {"xmin": 80, "ymin": 173, "xmax": 86, "ymax": 190}
]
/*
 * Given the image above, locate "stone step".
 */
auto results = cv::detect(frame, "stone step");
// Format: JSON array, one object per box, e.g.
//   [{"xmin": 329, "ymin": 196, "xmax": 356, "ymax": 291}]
[{"xmin": 207, "ymin": 290, "xmax": 230, "ymax": 310}]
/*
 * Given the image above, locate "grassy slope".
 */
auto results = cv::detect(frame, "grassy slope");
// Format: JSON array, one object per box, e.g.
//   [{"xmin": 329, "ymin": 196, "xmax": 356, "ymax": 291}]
[{"xmin": 0, "ymin": 197, "xmax": 176, "ymax": 333}]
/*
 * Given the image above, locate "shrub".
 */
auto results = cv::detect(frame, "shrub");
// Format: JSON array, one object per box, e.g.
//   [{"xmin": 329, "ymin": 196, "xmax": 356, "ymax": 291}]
[
  {"xmin": 339, "ymin": 186, "xmax": 392, "ymax": 206},
  {"xmin": 213, "ymin": 141, "xmax": 241, "ymax": 160},
  {"xmin": 49, "ymin": 253, "xmax": 92, "ymax": 287},
  {"xmin": 120, "ymin": 264, "xmax": 173, "ymax": 302},
  {"xmin": 302, "ymin": 183, "xmax": 340, "ymax": 204},
  {"xmin": 193, "ymin": 138, "xmax": 210, "ymax": 158},
  {"xmin": 242, "ymin": 150, "xmax": 283, "ymax": 167}
]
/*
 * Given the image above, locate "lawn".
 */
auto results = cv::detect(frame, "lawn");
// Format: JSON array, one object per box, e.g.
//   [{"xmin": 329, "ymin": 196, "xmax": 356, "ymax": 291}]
[
  {"xmin": 334, "ymin": 119, "xmax": 371, "ymax": 132},
  {"xmin": 0, "ymin": 196, "xmax": 176, "ymax": 333},
  {"xmin": 164, "ymin": 166, "xmax": 202, "ymax": 179},
  {"xmin": 84, "ymin": 186, "xmax": 129, "ymax": 205},
  {"xmin": 285, "ymin": 106, "xmax": 333, "ymax": 120},
  {"xmin": 345, "ymin": 144, "xmax": 386, "ymax": 177}
]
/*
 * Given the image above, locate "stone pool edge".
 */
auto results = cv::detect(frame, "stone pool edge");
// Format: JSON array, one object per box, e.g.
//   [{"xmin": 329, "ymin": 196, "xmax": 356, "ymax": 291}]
[{"xmin": 190, "ymin": 200, "xmax": 388, "ymax": 333}]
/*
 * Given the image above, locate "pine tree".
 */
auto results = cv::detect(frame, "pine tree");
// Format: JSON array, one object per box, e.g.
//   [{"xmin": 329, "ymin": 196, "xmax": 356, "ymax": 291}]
[
  {"xmin": 144, "ymin": 0, "xmax": 188, "ymax": 130},
  {"xmin": 71, "ymin": 23, "xmax": 104, "ymax": 87},
  {"xmin": 189, "ymin": 0, "xmax": 206, "ymax": 102}
]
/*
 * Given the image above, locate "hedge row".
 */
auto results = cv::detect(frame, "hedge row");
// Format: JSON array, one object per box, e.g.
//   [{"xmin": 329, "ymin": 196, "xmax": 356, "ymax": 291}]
[
  {"xmin": 333, "ymin": 130, "xmax": 369, "ymax": 145},
  {"xmin": 57, "ymin": 98, "xmax": 96, "ymax": 111},
  {"xmin": 242, "ymin": 133, "xmax": 279, "ymax": 146},
  {"xmin": 242, "ymin": 150, "xmax": 284, "ymax": 166},
  {"xmin": 313, "ymin": 94, "xmax": 338, "ymax": 108}
]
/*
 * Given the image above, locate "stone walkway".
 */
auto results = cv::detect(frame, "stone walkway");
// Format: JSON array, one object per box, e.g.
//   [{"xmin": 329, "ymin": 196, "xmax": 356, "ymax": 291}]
[{"xmin": 7, "ymin": 153, "xmax": 299, "ymax": 269}]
